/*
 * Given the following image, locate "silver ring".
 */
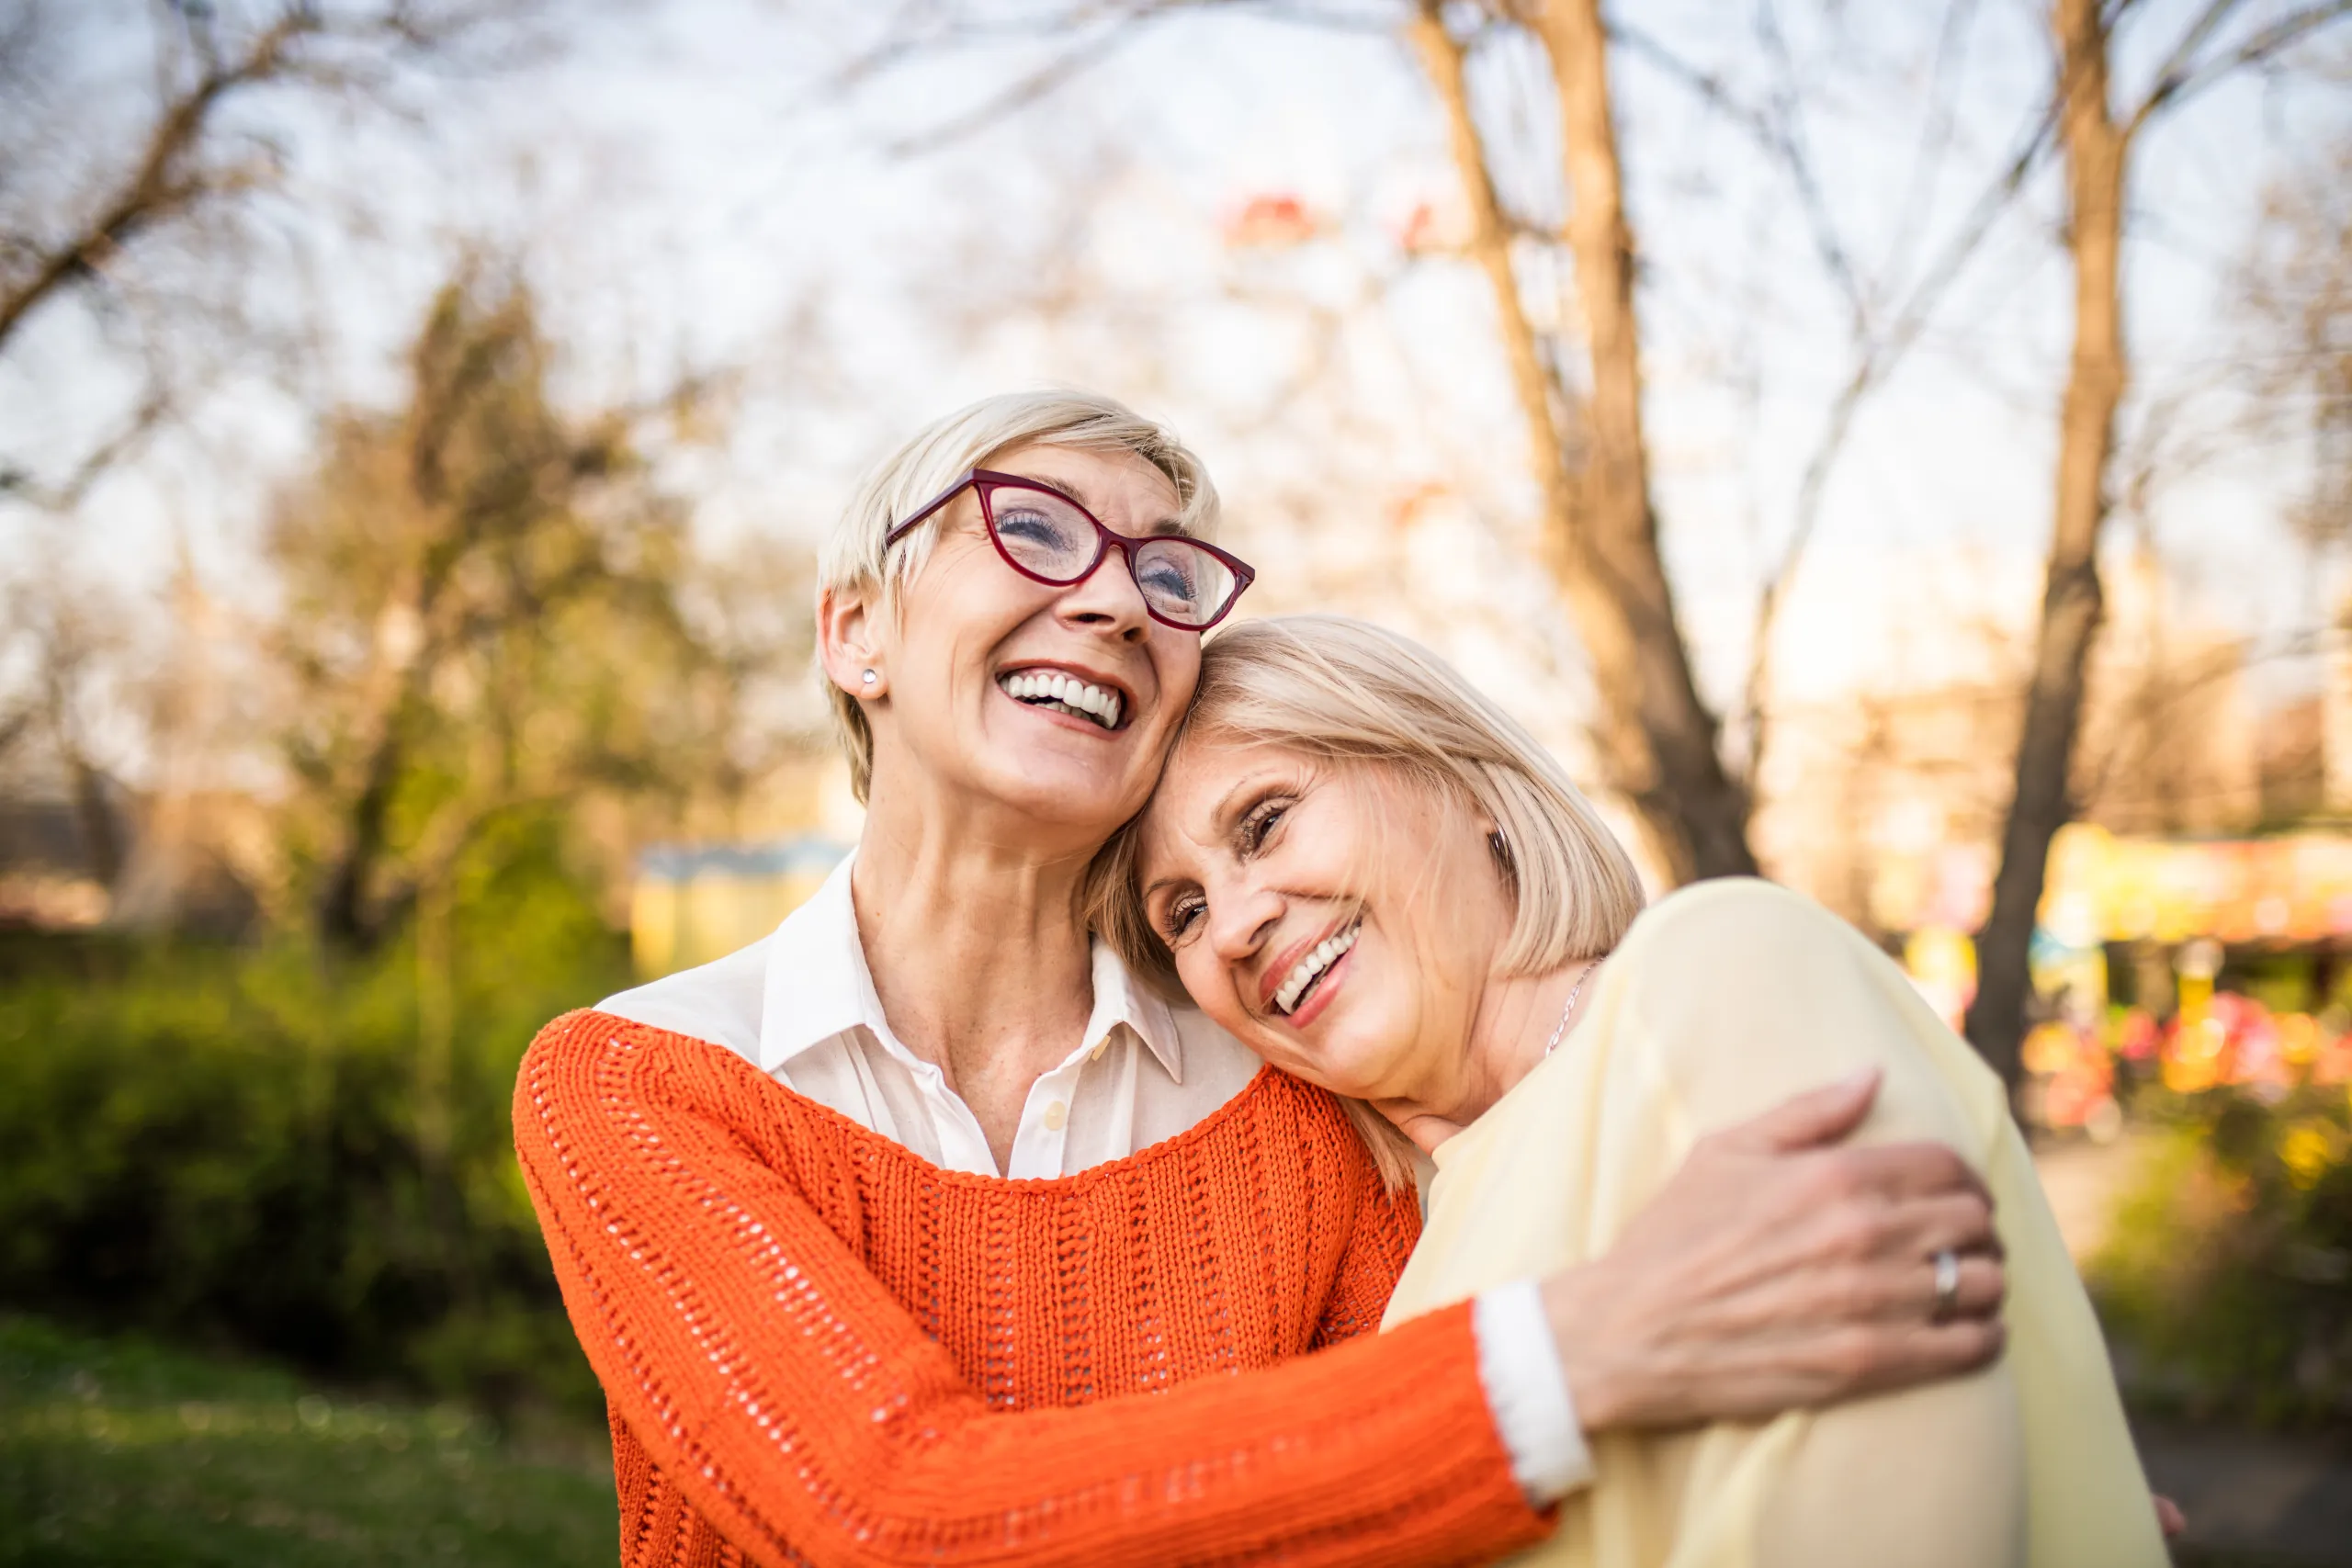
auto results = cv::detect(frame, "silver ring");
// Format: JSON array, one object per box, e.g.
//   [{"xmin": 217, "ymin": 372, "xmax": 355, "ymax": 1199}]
[{"xmin": 1931, "ymin": 1249, "xmax": 1962, "ymax": 1323}]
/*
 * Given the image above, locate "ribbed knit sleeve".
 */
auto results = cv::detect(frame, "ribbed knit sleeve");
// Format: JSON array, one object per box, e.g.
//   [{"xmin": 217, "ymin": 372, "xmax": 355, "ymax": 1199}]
[{"xmin": 515, "ymin": 1010, "xmax": 1548, "ymax": 1568}]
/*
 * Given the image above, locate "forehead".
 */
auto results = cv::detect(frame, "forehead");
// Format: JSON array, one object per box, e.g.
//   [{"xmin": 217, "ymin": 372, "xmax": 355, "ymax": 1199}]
[
  {"xmin": 1137, "ymin": 734, "xmax": 1295, "ymax": 866},
  {"xmin": 983, "ymin": 441, "xmax": 1183, "ymax": 528}
]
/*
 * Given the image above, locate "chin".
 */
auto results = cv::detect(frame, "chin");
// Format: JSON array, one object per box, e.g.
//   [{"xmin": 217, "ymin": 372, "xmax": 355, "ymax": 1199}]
[
  {"xmin": 1283, "ymin": 1006, "xmax": 1418, "ymax": 1102},
  {"xmin": 989, "ymin": 754, "xmax": 1148, "ymax": 829}
]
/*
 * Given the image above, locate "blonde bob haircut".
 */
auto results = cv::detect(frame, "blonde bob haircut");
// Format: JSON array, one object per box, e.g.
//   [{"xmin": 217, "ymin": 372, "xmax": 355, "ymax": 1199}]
[
  {"xmin": 1092, "ymin": 613, "xmax": 1646, "ymax": 1004},
  {"xmin": 820, "ymin": 389, "xmax": 1221, "ymax": 803}
]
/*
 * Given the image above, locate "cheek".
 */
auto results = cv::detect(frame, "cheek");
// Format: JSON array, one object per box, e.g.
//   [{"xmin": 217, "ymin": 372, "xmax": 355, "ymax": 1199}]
[
  {"xmin": 1154, "ymin": 636, "xmax": 1200, "ymax": 707},
  {"xmin": 904, "ymin": 550, "xmax": 1035, "ymax": 669},
  {"xmin": 1173, "ymin": 943, "xmax": 1236, "ymax": 1021}
]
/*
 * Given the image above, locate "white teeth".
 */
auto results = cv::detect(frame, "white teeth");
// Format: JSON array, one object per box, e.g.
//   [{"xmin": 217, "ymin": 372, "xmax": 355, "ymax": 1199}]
[
  {"xmin": 997, "ymin": 671, "xmax": 1123, "ymax": 729},
  {"xmin": 1273, "ymin": 923, "xmax": 1359, "ymax": 1015}
]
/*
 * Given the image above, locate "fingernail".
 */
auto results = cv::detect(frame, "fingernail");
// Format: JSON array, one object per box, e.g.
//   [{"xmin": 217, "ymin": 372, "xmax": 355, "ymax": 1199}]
[{"xmin": 1840, "ymin": 1066, "xmax": 1880, "ymax": 1089}]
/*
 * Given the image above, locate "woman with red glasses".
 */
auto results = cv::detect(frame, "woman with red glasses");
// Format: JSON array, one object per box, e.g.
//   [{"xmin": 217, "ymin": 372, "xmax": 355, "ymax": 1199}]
[{"xmin": 513, "ymin": 389, "xmax": 2006, "ymax": 1567}]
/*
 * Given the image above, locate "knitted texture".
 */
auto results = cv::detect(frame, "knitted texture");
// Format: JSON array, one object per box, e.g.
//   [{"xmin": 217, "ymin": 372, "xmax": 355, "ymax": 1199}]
[{"xmin": 515, "ymin": 1010, "xmax": 1547, "ymax": 1568}]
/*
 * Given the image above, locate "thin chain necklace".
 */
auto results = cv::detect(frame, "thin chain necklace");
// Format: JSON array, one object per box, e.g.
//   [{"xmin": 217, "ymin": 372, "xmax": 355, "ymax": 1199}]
[{"xmin": 1544, "ymin": 960, "xmax": 1602, "ymax": 1057}]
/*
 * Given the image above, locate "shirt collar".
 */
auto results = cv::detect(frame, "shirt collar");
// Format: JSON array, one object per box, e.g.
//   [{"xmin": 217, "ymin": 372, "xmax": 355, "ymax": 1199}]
[{"xmin": 757, "ymin": 849, "xmax": 1187, "ymax": 1082}]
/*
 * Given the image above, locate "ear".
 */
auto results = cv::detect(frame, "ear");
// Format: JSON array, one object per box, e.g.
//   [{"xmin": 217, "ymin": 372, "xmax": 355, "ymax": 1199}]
[{"xmin": 818, "ymin": 582, "xmax": 888, "ymax": 700}]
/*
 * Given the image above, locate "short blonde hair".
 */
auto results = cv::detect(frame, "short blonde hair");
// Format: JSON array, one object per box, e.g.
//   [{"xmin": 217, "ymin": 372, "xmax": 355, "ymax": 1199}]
[
  {"xmin": 820, "ymin": 389, "xmax": 1220, "ymax": 803},
  {"xmin": 1089, "ymin": 615, "xmax": 1646, "ymax": 1188}
]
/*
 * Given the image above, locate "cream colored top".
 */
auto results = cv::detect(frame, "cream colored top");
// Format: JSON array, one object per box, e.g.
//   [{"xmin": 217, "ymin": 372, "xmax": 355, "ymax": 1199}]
[{"xmin": 1385, "ymin": 879, "xmax": 2166, "ymax": 1568}]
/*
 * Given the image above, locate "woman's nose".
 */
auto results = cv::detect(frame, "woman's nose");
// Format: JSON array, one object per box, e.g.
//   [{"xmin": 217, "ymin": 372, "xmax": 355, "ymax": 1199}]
[
  {"xmin": 1207, "ymin": 885, "xmax": 1282, "ymax": 964},
  {"xmin": 1056, "ymin": 545, "xmax": 1152, "ymax": 639}
]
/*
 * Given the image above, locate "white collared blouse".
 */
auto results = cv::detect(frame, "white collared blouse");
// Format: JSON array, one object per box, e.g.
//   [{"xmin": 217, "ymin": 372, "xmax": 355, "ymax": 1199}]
[{"xmin": 597, "ymin": 852, "xmax": 1261, "ymax": 1179}]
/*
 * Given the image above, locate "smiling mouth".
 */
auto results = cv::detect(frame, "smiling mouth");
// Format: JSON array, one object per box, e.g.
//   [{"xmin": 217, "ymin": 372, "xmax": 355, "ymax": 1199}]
[
  {"xmin": 1273, "ymin": 919, "xmax": 1360, "ymax": 1016},
  {"xmin": 997, "ymin": 670, "xmax": 1125, "ymax": 730}
]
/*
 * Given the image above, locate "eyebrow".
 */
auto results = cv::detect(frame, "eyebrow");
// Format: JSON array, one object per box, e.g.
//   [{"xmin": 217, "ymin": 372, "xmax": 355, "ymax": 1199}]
[{"xmin": 1207, "ymin": 774, "xmax": 1258, "ymax": 829}]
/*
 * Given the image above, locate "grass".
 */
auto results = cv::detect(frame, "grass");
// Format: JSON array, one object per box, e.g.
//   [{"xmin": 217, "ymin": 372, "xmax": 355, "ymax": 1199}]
[{"xmin": 0, "ymin": 1314, "xmax": 616, "ymax": 1567}]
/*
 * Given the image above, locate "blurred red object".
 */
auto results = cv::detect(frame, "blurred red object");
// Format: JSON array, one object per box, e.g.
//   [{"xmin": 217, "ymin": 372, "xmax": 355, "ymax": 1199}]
[
  {"xmin": 2110, "ymin": 1008, "xmax": 2160, "ymax": 1062},
  {"xmin": 1225, "ymin": 193, "xmax": 1319, "ymax": 249},
  {"xmin": 2024, "ymin": 1021, "xmax": 2120, "ymax": 1139},
  {"xmin": 2159, "ymin": 992, "xmax": 2311, "ymax": 1097}
]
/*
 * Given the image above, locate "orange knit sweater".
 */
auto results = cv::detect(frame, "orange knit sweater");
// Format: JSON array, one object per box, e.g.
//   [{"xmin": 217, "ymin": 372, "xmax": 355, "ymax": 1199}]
[{"xmin": 514, "ymin": 1010, "xmax": 1549, "ymax": 1568}]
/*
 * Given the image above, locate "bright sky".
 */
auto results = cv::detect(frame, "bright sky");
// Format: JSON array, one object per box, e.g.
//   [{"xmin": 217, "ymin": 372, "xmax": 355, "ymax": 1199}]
[{"xmin": 5, "ymin": 0, "xmax": 2346, "ymax": 760}]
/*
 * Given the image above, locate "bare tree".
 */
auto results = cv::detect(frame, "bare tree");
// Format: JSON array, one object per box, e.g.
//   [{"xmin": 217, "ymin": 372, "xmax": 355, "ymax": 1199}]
[
  {"xmin": 1395, "ymin": 1, "xmax": 1753, "ymax": 879},
  {"xmin": 1407, "ymin": 6, "xmax": 1694, "ymax": 877},
  {"xmin": 2240, "ymin": 127, "xmax": 2352, "ymax": 555},
  {"xmin": 0, "ymin": 0, "xmax": 541, "ymax": 502},
  {"xmin": 1964, "ymin": 0, "xmax": 2352, "ymax": 1087},
  {"xmin": 1609, "ymin": 7, "xmax": 2073, "ymax": 793},
  {"xmin": 829, "ymin": 0, "xmax": 2350, "ymax": 975},
  {"xmin": 1525, "ymin": 0, "xmax": 1758, "ymax": 881}
]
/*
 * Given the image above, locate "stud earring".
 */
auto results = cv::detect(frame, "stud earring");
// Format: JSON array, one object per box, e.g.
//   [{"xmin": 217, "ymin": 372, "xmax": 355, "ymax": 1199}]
[{"xmin": 860, "ymin": 670, "xmax": 877, "ymax": 686}]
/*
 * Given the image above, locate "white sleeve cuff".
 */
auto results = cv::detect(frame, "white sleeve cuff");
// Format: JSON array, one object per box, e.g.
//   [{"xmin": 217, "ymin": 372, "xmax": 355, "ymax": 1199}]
[{"xmin": 1471, "ymin": 1278, "xmax": 1596, "ymax": 1506}]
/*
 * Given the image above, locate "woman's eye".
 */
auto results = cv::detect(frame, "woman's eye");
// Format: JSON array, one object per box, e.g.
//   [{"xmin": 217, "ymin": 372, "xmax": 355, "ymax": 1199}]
[
  {"xmin": 997, "ymin": 508, "xmax": 1076, "ymax": 548},
  {"xmin": 1242, "ymin": 801, "xmax": 1287, "ymax": 853},
  {"xmin": 1161, "ymin": 896, "xmax": 1204, "ymax": 942},
  {"xmin": 1138, "ymin": 558, "xmax": 1193, "ymax": 597}
]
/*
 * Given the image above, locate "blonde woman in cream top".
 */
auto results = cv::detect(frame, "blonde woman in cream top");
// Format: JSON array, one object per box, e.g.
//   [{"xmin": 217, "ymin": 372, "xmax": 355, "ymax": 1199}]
[{"xmin": 1103, "ymin": 614, "xmax": 2170, "ymax": 1568}]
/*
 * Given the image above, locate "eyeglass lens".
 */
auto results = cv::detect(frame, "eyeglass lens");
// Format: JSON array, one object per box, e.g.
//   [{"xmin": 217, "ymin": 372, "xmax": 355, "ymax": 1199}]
[{"xmin": 987, "ymin": 484, "xmax": 1238, "ymax": 628}]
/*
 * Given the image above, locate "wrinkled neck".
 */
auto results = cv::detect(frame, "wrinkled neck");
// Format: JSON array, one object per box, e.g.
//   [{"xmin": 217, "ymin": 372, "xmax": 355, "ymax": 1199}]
[
  {"xmin": 849, "ymin": 768, "xmax": 1109, "ymax": 1161},
  {"xmin": 1375, "ymin": 959, "xmax": 1604, "ymax": 1155}
]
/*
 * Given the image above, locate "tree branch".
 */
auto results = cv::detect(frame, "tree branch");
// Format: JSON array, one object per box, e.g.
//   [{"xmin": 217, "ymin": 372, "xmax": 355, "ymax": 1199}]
[
  {"xmin": 0, "ymin": 9, "xmax": 313, "ymax": 355},
  {"xmin": 0, "ymin": 383, "xmax": 173, "ymax": 511},
  {"xmin": 882, "ymin": 23, "xmax": 1143, "ymax": 157},
  {"xmin": 2129, "ymin": 0, "xmax": 2351, "ymax": 135},
  {"xmin": 1610, "ymin": 19, "xmax": 1862, "ymax": 333},
  {"xmin": 1627, "ymin": 11, "xmax": 2062, "ymax": 784}
]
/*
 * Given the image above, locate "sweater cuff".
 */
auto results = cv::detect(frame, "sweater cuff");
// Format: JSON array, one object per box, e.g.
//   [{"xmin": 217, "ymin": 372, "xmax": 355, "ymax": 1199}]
[{"xmin": 1473, "ymin": 1279, "xmax": 1596, "ymax": 1505}]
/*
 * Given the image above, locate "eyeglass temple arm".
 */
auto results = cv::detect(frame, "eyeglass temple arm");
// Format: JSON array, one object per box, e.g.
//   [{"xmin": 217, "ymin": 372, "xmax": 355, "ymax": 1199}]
[{"xmin": 882, "ymin": 474, "xmax": 978, "ymax": 548}]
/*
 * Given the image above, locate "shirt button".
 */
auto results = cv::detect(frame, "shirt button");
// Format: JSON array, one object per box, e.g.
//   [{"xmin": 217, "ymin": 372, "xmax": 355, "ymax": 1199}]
[{"xmin": 1043, "ymin": 1100, "xmax": 1068, "ymax": 1132}]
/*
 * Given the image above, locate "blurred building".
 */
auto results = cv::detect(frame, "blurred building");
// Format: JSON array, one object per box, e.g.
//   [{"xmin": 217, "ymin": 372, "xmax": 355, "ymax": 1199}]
[
  {"xmin": 630, "ymin": 836, "xmax": 852, "ymax": 977},
  {"xmin": 1756, "ymin": 548, "xmax": 2276, "ymax": 941}
]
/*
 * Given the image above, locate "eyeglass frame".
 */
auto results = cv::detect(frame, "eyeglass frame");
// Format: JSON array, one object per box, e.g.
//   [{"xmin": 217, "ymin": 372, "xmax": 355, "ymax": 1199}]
[{"xmin": 882, "ymin": 468, "xmax": 1257, "ymax": 632}]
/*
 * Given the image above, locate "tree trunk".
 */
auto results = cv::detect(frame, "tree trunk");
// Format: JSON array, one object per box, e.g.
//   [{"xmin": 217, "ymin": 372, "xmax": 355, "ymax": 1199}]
[
  {"xmin": 66, "ymin": 753, "xmax": 124, "ymax": 890},
  {"xmin": 1964, "ymin": 0, "xmax": 2128, "ymax": 1087},
  {"xmin": 1536, "ymin": 0, "xmax": 1756, "ymax": 883},
  {"xmin": 317, "ymin": 571, "xmax": 441, "ymax": 949},
  {"xmin": 1415, "ymin": 0, "xmax": 1756, "ymax": 883}
]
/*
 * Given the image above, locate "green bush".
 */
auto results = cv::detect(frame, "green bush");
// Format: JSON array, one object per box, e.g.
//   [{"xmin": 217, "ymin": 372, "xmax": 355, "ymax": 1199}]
[
  {"xmin": 2089, "ymin": 1083, "xmax": 2352, "ymax": 1426},
  {"xmin": 0, "ymin": 818, "xmax": 626, "ymax": 1419}
]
